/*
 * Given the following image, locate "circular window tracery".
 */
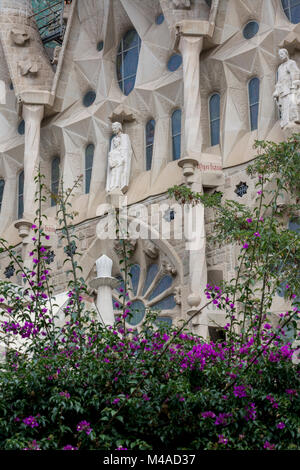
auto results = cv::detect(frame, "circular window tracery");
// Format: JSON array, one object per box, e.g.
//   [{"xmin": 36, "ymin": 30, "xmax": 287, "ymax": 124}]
[{"xmin": 112, "ymin": 255, "xmax": 178, "ymax": 328}]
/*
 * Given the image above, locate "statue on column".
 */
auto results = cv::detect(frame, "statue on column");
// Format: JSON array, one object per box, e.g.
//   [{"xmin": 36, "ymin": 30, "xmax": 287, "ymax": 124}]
[
  {"xmin": 273, "ymin": 48, "xmax": 300, "ymax": 128},
  {"xmin": 106, "ymin": 122, "xmax": 132, "ymax": 193}
]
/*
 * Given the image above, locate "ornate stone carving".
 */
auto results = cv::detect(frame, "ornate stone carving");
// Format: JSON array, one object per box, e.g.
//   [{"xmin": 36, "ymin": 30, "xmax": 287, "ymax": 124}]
[
  {"xmin": 143, "ymin": 240, "xmax": 159, "ymax": 259},
  {"xmin": 274, "ymin": 49, "xmax": 300, "ymax": 128},
  {"xmin": 161, "ymin": 259, "xmax": 177, "ymax": 276},
  {"xmin": 52, "ymin": 46, "xmax": 62, "ymax": 65},
  {"xmin": 106, "ymin": 122, "xmax": 132, "ymax": 193},
  {"xmin": 174, "ymin": 286, "xmax": 181, "ymax": 305},
  {"xmin": 11, "ymin": 28, "xmax": 30, "ymax": 46},
  {"xmin": 19, "ymin": 59, "xmax": 40, "ymax": 76},
  {"xmin": 171, "ymin": 0, "xmax": 191, "ymax": 9}
]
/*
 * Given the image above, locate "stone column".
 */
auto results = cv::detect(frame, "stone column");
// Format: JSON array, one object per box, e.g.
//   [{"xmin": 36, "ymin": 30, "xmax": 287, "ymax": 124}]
[
  {"xmin": 178, "ymin": 36, "xmax": 203, "ymax": 159},
  {"xmin": 89, "ymin": 254, "xmax": 118, "ymax": 326},
  {"xmin": 22, "ymin": 104, "xmax": 44, "ymax": 221}
]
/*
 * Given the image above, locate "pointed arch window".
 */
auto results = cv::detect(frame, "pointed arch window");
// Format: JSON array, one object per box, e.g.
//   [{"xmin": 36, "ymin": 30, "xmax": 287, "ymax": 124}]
[
  {"xmin": 248, "ymin": 77, "xmax": 260, "ymax": 131},
  {"xmin": 145, "ymin": 119, "xmax": 155, "ymax": 171},
  {"xmin": 0, "ymin": 179, "xmax": 5, "ymax": 213},
  {"xmin": 117, "ymin": 29, "xmax": 141, "ymax": 96},
  {"xmin": 85, "ymin": 144, "xmax": 94, "ymax": 193},
  {"xmin": 209, "ymin": 93, "xmax": 220, "ymax": 146},
  {"xmin": 281, "ymin": 0, "xmax": 300, "ymax": 24},
  {"xmin": 171, "ymin": 109, "xmax": 182, "ymax": 161},
  {"xmin": 18, "ymin": 171, "xmax": 24, "ymax": 219},
  {"xmin": 51, "ymin": 157, "xmax": 60, "ymax": 207}
]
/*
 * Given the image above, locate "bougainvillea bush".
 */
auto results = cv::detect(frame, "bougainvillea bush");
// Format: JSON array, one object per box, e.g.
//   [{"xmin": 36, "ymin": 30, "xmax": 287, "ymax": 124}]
[{"xmin": 0, "ymin": 137, "xmax": 299, "ymax": 450}]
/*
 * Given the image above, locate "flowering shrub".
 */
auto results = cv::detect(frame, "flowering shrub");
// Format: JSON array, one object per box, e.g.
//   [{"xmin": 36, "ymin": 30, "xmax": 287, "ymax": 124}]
[{"xmin": 0, "ymin": 138, "xmax": 299, "ymax": 450}]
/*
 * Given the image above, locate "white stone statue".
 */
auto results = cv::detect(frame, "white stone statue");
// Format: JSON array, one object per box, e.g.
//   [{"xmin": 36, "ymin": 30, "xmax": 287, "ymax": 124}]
[
  {"xmin": 106, "ymin": 122, "xmax": 132, "ymax": 193},
  {"xmin": 273, "ymin": 48, "xmax": 300, "ymax": 128}
]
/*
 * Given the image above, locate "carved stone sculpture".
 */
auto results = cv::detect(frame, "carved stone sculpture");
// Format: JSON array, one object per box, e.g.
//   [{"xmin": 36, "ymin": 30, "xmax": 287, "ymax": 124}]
[
  {"xmin": 143, "ymin": 240, "xmax": 159, "ymax": 259},
  {"xmin": 106, "ymin": 122, "xmax": 132, "ymax": 193},
  {"xmin": 274, "ymin": 48, "xmax": 300, "ymax": 128},
  {"xmin": 11, "ymin": 28, "xmax": 30, "ymax": 46},
  {"xmin": 19, "ymin": 59, "xmax": 40, "ymax": 76},
  {"xmin": 171, "ymin": 0, "xmax": 191, "ymax": 8}
]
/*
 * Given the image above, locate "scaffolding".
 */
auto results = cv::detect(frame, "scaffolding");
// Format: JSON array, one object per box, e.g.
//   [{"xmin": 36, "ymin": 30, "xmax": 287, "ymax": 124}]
[{"xmin": 31, "ymin": 0, "xmax": 71, "ymax": 46}]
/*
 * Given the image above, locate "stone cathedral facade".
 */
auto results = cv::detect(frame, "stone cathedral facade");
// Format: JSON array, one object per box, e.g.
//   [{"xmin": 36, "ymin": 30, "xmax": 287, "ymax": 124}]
[{"xmin": 0, "ymin": 0, "xmax": 298, "ymax": 340}]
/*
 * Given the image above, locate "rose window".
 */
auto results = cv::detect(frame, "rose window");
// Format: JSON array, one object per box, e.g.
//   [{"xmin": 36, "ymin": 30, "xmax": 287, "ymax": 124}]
[{"xmin": 112, "ymin": 254, "xmax": 179, "ymax": 328}]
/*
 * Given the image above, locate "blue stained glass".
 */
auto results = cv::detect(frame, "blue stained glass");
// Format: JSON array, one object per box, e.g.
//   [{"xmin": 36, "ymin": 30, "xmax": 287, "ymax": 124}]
[
  {"xmin": 172, "ymin": 109, "xmax": 181, "ymax": 161},
  {"xmin": 243, "ymin": 21, "xmax": 259, "ymax": 39},
  {"xmin": 0, "ymin": 179, "xmax": 5, "ymax": 212},
  {"xmin": 142, "ymin": 264, "xmax": 159, "ymax": 296},
  {"xmin": 156, "ymin": 14, "xmax": 164, "ymax": 25},
  {"xmin": 281, "ymin": 0, "xmax": 300, "ymax": 23},
  {"xmin": 85, "ymin": 144, "xmax": 94, "ymax": 194},
  {"xmin": 152, "ymin": 295, "xmax": 176, "ymax": 310},
  {"xmin": 149, "ymin": 275, "xmax": 173, "ymax": 301},
  {"xmin": 209, "ymin": 94, "xmax": 220, "ymax": 146},
  {"xmin": 18, "ymin": 171, "xmax": 24, "ymax": 219},
  {"xmin": 172, "ymin": 135, "xmax": 181, "ymax": 161},
  {"xmin": 18, "ymin": 120, "xmax": 25, "ymax": 135},
  {"xmin": 167, "ymin": 54, "xmax": 182, "ymax": 72},
  {"xmin": 128, "ymin": 300, "xmax": 145, "ymax": 326},
  {"xmin": 83, "ymin": 91, "xmax": 96, "ymax": 107},
  {"xmin": 130, "ymin": 264, "xmax": 140, "ymax": 296},
  {"xmin": 248, "ymin": 78, "xmax": 260, "ymax": 131},
  {"xmin": 117, "ymin": 30, "xmax": 141, "ymax": 96}
]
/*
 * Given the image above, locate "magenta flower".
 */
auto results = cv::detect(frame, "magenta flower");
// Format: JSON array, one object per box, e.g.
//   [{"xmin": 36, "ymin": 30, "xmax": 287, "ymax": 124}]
[
  {"xmin": 242, "ymin": 243, "xmax": 249, "ymax": 249},
  {"xmin": 218, "ymin": 435, "xmax": 228, "ymax": 445},
  {"xmin": 201, "ymin": 411, "xmax": 216, "ymax": 419},
  {"xmin": 246, "ymin": 218, "xmax": 252, "ymax": 223},
  {"xmin": 23, "ymin": 416, "xmax": 39, "ymax": 428},
  {"xmin": 63, "ymin": 445, "xmax": 78, "ymax": 450},
  {"xmin": 233, "ymin": 385, "xmax": 247, "ymax": 398},
  {"xmin": 76, "ymin": 420, "xmax": 92, "ymax": 435},
  {"xmin": 45, "ymin": 235, "xmax": 50, "ymax": 240},
  {"xmin": 276, "ymin": 422, "xmax": 285, "ymax": 429},
  {"xmin": 254, "ymin": 232, "xmax": 260, "ymax": 238},
  {"xmin": 263, "ymin": 441, "xmax": 275, "ymax": 450},
  {"xmin": 257, "ymin": 190, "xmax": 262, "ymax": 195},
  {"xmin": 112, "ymin": 398, "xmax": 120, "ymax": 405}
]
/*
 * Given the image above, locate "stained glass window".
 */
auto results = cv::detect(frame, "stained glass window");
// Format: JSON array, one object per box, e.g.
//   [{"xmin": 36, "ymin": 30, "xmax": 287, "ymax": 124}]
[
  {"xmin": 85, "ymin": 144, "xmax": 94, "ymax": 194},
  {"xmin": 83, "ymin": 91, "xmax": 96, "ymax": 107},
  {"xmin": 243, "ymin": 21, "xmax": 259, "ymax": 39},
  {"xmin": 172, "ymin": 109, "xmax": 182, "ymax": 161},
  {"xmin": 117, "ymin": 30, "xmax": 141, "ymax": 96},
  {"xmin": 281, "ymin": 0, "xmax": 300, "ymax": 23},
  {"xmin": 209, "ymin": 93, "xmax": 220, "ymax": 146},
  {"xmin": 18, "ymin": 171, "xmax": 24, "ymax": 219},
  {"xmin": 167, "ymin": 54, "xmax": 182, "ymax": 72},
  {"xmin": 156, "ymin": 13, "xmax": 165, "ymax": 25},
  {"xmin": 248, "ymin": 77, "xmax": 260, "ymax": 131},
  {"xmin": 146, "ymin": 119, "xmax": 155, "ymax": 171}
]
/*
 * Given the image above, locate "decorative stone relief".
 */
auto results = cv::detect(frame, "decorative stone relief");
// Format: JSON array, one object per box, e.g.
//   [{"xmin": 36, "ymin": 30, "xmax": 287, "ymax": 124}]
[
  {"xmin": 171, "ymin": 0, "xmax": 191, "ymax": 9},
  {"xmin": 161, "ymin": 259, "xmax": 177, "ymax": 276},
  {"xmin": 106, "ymin": 122, "xmax": 132, "ymax": 193},
  {"xmin": 10, "ymin": 28, "xmax": 30, "ymax": 46},
  {"xmin": 52, "ymin": 46, "xmax": 62, "ymax": 65},
  {"xmin": 174, "ymin": 286, "xmax": 182, "ymax": 305},
  {"xmin": 143, "ymin": 240, "xmax": 159, "ymax": 259},
  {"xmin": 274, "ymin": 49, "xmax": 300, "ymax": 128},
  {"xmin": 19, "ymin": 59, "xmax": 40, "ymax": 76}
]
